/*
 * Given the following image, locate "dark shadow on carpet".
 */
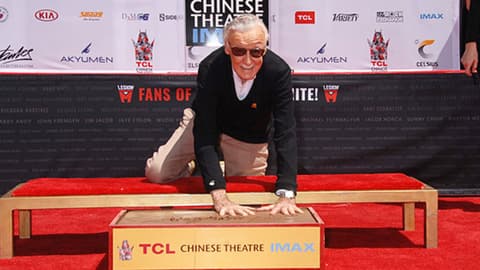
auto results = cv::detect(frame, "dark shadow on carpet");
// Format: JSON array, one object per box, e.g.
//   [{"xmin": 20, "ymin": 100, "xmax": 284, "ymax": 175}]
[
  {"xmin": 438, "ymin": 199, "xmax": 480, "ymax": 212},
  {"xmin": 14, "ymin": 232, "xmax": 108, "ymax": 256},
  {"xmin": 325, "ymin": 227, "xmax": 422, "ymax": 248}
]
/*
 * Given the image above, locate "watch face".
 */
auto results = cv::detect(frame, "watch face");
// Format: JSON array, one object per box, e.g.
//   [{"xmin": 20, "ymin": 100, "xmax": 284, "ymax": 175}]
[
  {"xmin": 278, "ymin": 190, "xmax": 295, "ymax": 199},
  {"xmin": 284, "ymin": 190, "xmax": 295, "ymax": 198}
]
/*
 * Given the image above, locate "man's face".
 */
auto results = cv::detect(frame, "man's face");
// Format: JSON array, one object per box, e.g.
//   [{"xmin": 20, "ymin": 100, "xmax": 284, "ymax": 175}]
[{"xmin": 225, "ymin": 25, "xmax": 267, "ymax": 82}]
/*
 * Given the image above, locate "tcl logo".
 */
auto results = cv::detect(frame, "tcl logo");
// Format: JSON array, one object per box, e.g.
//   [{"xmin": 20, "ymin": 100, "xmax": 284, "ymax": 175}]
[
  {"xmin": 35, "ymin": 9, "xmax": 59, "ymax": 22},
  {"xmin": 295, "ymin": 11, "xmax": 315, "ymax": 24}
]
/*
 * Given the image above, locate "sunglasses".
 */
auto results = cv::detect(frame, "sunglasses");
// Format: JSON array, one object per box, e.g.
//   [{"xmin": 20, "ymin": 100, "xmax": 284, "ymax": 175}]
[{"xmin": 229, "ymin": 45, "xmax": 266, "ymax": 58}]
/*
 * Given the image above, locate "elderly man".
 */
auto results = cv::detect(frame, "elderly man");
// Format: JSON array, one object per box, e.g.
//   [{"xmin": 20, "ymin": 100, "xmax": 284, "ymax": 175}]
[{"xmin": 145, "ymin": 14, "xmax": 302, "ymax": 217}]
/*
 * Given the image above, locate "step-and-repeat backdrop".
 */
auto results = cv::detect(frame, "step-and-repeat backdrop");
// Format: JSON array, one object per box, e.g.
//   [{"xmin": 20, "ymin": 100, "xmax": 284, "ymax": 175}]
[
  {"xmin": 1, "ymin": 73, "xmax": 479, "ymax": 195},
  {"xmin": 0, "ymin": 0, "xmax": 460, "ymax": 73}
]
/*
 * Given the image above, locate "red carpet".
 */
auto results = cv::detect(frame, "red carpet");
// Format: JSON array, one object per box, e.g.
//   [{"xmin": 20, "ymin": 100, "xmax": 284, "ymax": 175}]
[
  {"xmin": 11, "ymin": 174, "xmax": 425, "ymax": 196},
  {"xmin": 0, "ymin": 197, "xmax": 479, "ymax": 270}
]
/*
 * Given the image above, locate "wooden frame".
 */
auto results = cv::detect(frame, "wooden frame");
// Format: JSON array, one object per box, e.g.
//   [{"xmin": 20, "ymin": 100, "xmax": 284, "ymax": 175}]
[{"xmin": 0, "ymin": 182, "xmax": 438, "ymax": 258}]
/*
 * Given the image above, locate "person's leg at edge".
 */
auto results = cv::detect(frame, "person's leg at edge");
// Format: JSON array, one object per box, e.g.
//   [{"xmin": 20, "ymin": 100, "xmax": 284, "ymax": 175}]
[
  {"xmin": 145, "ymin": 108, "xmax": 196, "ymax": 183},
  {"xmin": 220, "ymin": 134, "xmax": 268, "ymax": 176}
]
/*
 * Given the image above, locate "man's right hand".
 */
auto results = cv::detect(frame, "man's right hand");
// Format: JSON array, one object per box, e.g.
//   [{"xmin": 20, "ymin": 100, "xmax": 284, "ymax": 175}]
[
  {"xmin": 210, "ymin": 189, "xmax": 256, "ymax": 216},
  {"xmin": 461, "ymin": 41, "xmax": 478, "ymax": 77}
]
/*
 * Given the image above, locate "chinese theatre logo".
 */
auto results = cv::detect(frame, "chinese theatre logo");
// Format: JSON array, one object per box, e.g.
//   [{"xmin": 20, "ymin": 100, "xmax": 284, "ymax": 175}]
[
  {"xmin": 118, "ymin": 240, "xmax": 133, "ymax": 261},
  {"xmin": 368, "ymin": 30, "xmax": 389, "ymax": 71},
  {"xmin": 132, "ymin": 30, "xmax": 154, "ymax": 72}
]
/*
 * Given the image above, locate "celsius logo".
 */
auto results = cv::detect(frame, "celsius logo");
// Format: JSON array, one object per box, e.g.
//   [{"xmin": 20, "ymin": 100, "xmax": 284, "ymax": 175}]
[
  {"xmin": 0, "ymin": 7, "xmax": 8, "ymax": 22},
  {"xmin": 295, "ymin": 11, "xmax": 315, "ymax": 24},
  {"xmin": 35, "ymin": 9, "xmax": 59, "ymax": 22},
  {"xmin": 416, "ymin": 39, "xmax": 438, "ymax": 68},
  {"xmin": 417, "ymin": 40, "xmax": 435, "ymax": 59}
]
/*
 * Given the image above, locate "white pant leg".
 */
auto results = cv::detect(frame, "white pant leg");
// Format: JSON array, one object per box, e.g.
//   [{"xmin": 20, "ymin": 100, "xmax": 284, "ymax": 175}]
[
  {"xmin": 145, "ymin": 108, "xmax": 195, "ymax": 183},
  {"xmin": 220, "ymin": 134, "xmax": 268, "ymax": 176}
]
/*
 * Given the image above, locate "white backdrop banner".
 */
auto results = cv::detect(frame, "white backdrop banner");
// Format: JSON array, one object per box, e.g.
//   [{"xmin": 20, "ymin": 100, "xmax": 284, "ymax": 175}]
[{"xmin": 0, "ymin": 0, "xmax": 460, "ymax": 74}]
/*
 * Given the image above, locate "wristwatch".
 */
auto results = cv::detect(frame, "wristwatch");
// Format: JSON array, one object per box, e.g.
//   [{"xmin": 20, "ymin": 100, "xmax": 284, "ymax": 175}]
[{"xmin": 275, "ymin": 189, "xmax": 295, "ymax": 199}]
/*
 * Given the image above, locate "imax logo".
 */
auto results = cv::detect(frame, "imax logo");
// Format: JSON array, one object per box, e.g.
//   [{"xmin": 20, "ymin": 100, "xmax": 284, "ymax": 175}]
[
  {"xmin": 419, "ymin": 13, "xmax": 444, "ymax": 20},
  {"xmin": 270, "ymin": 242, "xmax": 315, "ymax": 253}
]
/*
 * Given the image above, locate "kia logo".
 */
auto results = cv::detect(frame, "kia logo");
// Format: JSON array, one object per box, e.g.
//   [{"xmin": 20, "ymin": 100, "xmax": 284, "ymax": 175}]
[{"xmin": 34, "ymin": 9, "xmax": 59, "ymax": 22}]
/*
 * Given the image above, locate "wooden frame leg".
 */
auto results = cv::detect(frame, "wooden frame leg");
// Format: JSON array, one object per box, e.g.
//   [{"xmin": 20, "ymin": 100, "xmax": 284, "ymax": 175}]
[
  {"xmin": 0, "ymin": 205, "xmax": 13, "ymax": 258},
  {"xmin": 402, "ymin": 202, "xmax": 415, "ymax": 231},
  {"xmin": 19, "ymin": 210, "xmax": 32, "ymax": 239},
  {"xmin": 425, "ymin": 195, "xmax": 438, "ymax": 248}
]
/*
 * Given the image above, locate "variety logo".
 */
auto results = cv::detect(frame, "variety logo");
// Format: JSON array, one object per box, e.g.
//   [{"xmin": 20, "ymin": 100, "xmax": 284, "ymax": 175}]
[
  {"xmin": 416, "ymin": 39, "xmax": 438, "ymax": 68},
  {"xmin": 295, "ymin": 11, "xmax": 315, "ymax": 24},
  {"xmin": 367, "ymin": 30, "xmax": 389, "ymax": 71},
  {"xmin": 80, "ymin": 11, "xmax": 104, "ymax": 21},
  {"xmin": 323, "ymin": 85, "xmax": 340, "ymax": 103},
  {"xmin": 60, "ymin": 43, "xmax": 114, "ymax": 64},
  {"xmin": 297, "ymin": 43, "xmax": 347, "ymax": 65},
  {"xmin": 122, "ymin": 13, "xmax": 150, "ymax": 21},
  {"xmin": 0, "ymin": 7, "xmax": 8, "ymax": 23},
  {"xmin": 376, "ymin": 11, "xmax": 404, "ymax": 23},
  {"xmin": 332, "ymin": 13, "xmax": 358, "ymax": 22},
  {"xmin": 34, "ymin": 9, "xmax": 59, "ymax": 22},
  {"xmin": 132, "ymin": 30, "xmax": 154, "ymax": 73}
]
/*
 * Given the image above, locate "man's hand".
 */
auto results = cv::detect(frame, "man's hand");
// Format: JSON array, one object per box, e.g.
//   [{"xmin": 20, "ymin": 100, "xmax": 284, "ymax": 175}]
[
  {"xmin": 257, "ymin": 197, "xmax": 304, "ymax": 215},
  {"xmin": 461, "ymin": 41, "xmax": 478, "ymax": 77},
  {"xmin": 210, "ymin": 189, "xmax": 256, "ymax": 216}
]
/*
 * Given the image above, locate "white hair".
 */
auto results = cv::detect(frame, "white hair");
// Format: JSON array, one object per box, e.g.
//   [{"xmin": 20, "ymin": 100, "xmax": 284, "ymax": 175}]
[{"xmin": 223, "ymin": 14, "xmax": 269, "ymax": 44}]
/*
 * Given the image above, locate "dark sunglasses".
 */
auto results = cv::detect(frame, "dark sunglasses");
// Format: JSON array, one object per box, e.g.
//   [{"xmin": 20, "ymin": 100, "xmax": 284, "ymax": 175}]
[{"xmin": 230, "ymin": 46, "xmax": 266, "ymax": 58}]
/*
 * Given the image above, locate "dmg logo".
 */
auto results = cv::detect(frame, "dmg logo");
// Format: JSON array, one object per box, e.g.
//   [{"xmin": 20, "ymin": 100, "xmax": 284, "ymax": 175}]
[
  {"xmin": 270, "ymin": 242, "xmax": 315, "ymax": 252},
  {"xmin": 35, "ymin": 9, "xmax": 59, "ymax": 22}
]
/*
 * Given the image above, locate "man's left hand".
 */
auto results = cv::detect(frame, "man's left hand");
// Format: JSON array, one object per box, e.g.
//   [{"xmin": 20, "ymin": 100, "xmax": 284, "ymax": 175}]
[{"xmin": 257, "ymin": 197, "xmax": 304, "ymax": 215}]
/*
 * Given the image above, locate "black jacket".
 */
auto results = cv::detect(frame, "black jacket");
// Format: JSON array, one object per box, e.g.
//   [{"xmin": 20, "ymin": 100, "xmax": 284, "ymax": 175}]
[{"xmin": 192, "ymin": 47, "xmax": 298, "ymax": 193}]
